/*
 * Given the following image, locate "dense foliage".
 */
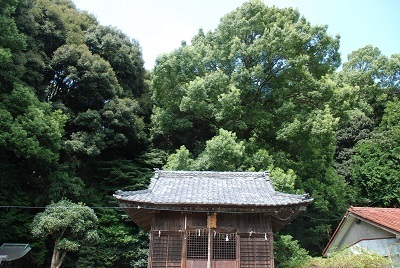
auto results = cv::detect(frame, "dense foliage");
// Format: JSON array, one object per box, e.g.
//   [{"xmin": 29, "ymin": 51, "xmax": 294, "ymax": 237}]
[{"xmin": 0, "ymin": 0, "xmax": 398, "ymax": 267}]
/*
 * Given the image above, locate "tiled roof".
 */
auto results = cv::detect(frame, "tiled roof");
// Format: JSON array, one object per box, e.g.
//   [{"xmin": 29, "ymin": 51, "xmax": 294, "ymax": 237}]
[
  {"xmin": 323, "ymin": 206, "xmax": 400, "ymax": 256},
  {"xmin": 114, "ymin": 170, "xmax": 312, "ymax": 207},
  {"xmin": 349, "ymin": 206, "xmax": 400, "ymax": 233}
]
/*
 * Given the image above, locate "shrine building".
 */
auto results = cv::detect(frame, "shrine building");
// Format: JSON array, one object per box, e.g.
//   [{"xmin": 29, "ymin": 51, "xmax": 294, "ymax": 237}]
[{"xmin": 114, "ymin": 170, "xmax": 313, "ymax": 268}]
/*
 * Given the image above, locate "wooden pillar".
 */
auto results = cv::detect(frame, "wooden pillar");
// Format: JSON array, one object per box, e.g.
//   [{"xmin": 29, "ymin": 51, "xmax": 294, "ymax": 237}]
[
  {"xmin": 147, "ymin": 232, "xmax": 153, "ymax": 268},
  {"xmin": 181, "ymin": 214, "xmax": 187, "ymax": 268},
  {"xmin": 207, "ymin": 226, "xmax": 211, "ymax": 268},
  {"xmin": 268, "ymin": 215, "xmax": 274, "ymax": 268},
  {"xmin": 207, "ymin": 213, "xmax": 217, "ymax": 268}
]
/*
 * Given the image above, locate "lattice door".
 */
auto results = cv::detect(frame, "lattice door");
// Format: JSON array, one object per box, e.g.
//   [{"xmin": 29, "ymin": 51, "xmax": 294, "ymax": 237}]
[
  {"xmin": 212, "ymin": 232, "xmax": 236, "ymax": 260},
  {"xmin": 151, "ymin": 232, "xmax": 182, "ymax": 268},
  {"xmin": 186, "ymin": 229, "xmax": 237, "ymax": 268}
]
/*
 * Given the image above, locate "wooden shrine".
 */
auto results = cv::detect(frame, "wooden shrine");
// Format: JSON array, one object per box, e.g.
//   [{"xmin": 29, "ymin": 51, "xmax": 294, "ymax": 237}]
[{"xmin": 114, "ymin": 170, "xmax": 312, "ymax": 268}]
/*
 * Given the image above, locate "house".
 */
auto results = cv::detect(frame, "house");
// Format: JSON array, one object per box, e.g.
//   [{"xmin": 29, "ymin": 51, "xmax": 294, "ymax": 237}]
[
  {"xmin": 114, "ymin": 170, "xmax": 313, "ymax": 268},
  {"xmin": 323, "ymin": 206, "xmax": 400, "ymax": 264}
]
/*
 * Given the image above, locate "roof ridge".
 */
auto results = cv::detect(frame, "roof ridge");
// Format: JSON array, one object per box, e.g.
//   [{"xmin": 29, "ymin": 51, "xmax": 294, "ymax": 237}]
[{"xmin": 157, "ymin": 170, "xmax": 270, "ymax": 178}]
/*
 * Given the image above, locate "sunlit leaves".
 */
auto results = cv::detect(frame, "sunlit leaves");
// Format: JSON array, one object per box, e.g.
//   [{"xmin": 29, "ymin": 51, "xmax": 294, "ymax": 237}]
[
  {"xmin": 195, "ymin": 129, "xmax": 245, "ymax": 171},
  {"xmin": 163, "ymin": 145, "xmax": 194, "ymax": 171},
  {"xmin": 0, "ymin": 85, "xmax": 67, "ymax": 163},
  {"xmin": 270, "ymin": 167, "xmax": 297, "ymax": 193}
]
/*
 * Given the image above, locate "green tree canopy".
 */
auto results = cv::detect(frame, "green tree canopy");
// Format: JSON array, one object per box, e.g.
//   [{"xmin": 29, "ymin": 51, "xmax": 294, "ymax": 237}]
[
  {"xmin": 338, "ymin": 45, "xmax": 400, "ymax": 122},
  {"xmin": 151, "ymin": 0, "xmax": 341, "ymax": 151},
  {"xmin": 31, "ymin": 200, "xmax": 99, "ymax": 268},
  {"xmin": 47, "ymin": 44, "xmax": 121, "ymax": 112},
  {"xmin": 85, "ymin": 25, "xmax": 146, "ymax": 97},
  {"xmin": 0, "ymin": 84, "xmax": 66, "ymax": 163}
]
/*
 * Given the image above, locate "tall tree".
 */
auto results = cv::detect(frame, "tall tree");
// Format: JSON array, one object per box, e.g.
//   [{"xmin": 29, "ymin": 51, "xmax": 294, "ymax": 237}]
[
  {"xmin": 1, "ymin": 1, "xmax": 153, "ymax": 267},
  {"xmin": 0, "ymin": 84, "xmax": 66, "ymax": 164},
  {"xmin": 151, "ymin": 0, "xmax": 340, "ymax": 151},
  {"xmin": 152, "ymin": 0, "xmax": 349, "ymax": 254},
  {"xmin": 13, "ymin": 0, "xmax": 97, "ymax": 98}
]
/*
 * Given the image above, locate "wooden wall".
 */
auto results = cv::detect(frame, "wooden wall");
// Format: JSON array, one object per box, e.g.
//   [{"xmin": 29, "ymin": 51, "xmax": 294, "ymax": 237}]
[{"xmin": 148, "ymin": 211, "xmax": 274, "ymax": 268}]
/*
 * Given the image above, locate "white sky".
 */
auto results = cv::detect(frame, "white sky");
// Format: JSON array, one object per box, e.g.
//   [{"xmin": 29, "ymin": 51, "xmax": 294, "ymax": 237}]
[{"xmin": 72, "ymin": 0, "xmax": 400, "ymax": 70}]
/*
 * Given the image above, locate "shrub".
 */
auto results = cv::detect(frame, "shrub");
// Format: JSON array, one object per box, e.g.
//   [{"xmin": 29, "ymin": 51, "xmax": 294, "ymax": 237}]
[{"xmin": 302, "ymin": 248, "xmax": 392, "ymax": 268}]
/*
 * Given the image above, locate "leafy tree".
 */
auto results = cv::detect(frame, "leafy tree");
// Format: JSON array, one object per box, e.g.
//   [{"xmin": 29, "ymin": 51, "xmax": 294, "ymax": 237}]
[
  {"xmin": 334, "ymin": 110, "xmax": 374, "ymax": 184},
  {"xmin": 1, "ymin": 0, "xmax": 152, "ymax": 267},
  {"xmin": 150, "ymin": 4, "xmax": 350, "ymax": 255},
  {"xmin": 85, "ymin": 25, "xmax": 146, "ymax": 97},
  {"xmin": 164, "ymin": 132, "xmax": 299, "ymax": 196},
  {"xmin": 24, "ymin": 0, "xmax": 95, "ymax": 56},
  {"xmin": 151, "ymin": 0, "xmax": 340, "ymax": 151},
  {"xmin": 47, "ymin": 165, "xmax": 85, "ymax": 202},
  {"xmin": 194, "ymin": 129, "xmax": 245, "ymax": 171},
  {"xmin": 13, "ymin": 0, "xmax": 97, "ymax": 98},
  {"xmin": 351, "ymin": 98, "xmax": 400, "ymax": 206},
  {"xmin": 0, "ymin": 85, "xmax": 66, "ymax": 260},
  {"xmin": 0, "ymin": 0, "xmax": 25, "ymax": 61},
  {"xmin": 243, "ymin": 147, "xmax": 274, "ymax": 172},
  {"xmin": 276, "ymin": 105, "xmax": 339, "ymax": 177},
  {"xmin": 274, "ymin": 235, "xmax": 310, "ymax": 268},
  {"xmin": 163, "ymin": 145, "xmax": 194, "ymax": 170},
  {"xmin": 270, "ymin": 167, "xmax": 298, "ymax": 193},
  {"xmin": 63, "ymin": 97, "xmax": 147, "ymax": 160},
  {"xmin": 47, "ymin": 43, "xmax": 121, "ymax": 112},
  {"xmin": 31, "ymin": 200, "xmax": 99, "ymax": 268},
  {"xmin": 0, "ymin": 84, "xmax": 66, "ymax": 164},
  {"xmin": 338, "ymin": 45, "xmax": 400, "ymax": 122},
  {"xmin": 66, "ymin": 156, "xmax": 155, "ymax": 268},
  {"xmin": 75, "ymin": 210, "xmax": 149, "ymax": 268}
]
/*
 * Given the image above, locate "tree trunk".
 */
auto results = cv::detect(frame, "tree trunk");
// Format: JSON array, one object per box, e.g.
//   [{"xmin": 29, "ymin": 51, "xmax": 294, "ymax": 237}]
[
  {"xmin": 50, "ymin": 245, "xmax": 60, "ymax": 268},
  {"xmin": 51, "ymin": 244, "xmax": 66, "ymax": 268}
]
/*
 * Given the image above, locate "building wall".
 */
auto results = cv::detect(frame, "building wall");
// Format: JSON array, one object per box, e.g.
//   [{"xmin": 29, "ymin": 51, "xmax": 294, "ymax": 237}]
[
  {"xmin": 148, "ymin": 211, "xmax": 274, "ymax": 268},
  {"xmin": 338, "ymin": 219, "xmax": 395, "ymax": 249}
]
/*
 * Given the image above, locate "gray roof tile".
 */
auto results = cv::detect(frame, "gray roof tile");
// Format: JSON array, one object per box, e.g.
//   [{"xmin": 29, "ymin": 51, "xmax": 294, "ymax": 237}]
[{"xmin": 115, "ymin": 170, "xmax": 312, "ymax": 207}]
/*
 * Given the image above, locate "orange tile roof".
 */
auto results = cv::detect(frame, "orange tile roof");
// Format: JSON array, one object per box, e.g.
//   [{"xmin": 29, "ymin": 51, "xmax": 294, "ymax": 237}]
[{"xmin": 349, "ymin": 206, "xmax": 400, "ymax": 233}]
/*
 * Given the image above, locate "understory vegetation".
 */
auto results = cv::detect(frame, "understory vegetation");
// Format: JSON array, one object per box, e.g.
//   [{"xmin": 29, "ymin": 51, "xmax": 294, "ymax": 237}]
[{"xmin": 303, "ymin": 249, "xmax": 392, "ymax": 268}]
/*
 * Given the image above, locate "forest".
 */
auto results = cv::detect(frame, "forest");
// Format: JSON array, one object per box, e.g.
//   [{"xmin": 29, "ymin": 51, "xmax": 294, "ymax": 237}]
[{"xmin": 0, "ymin": 0, "xmax": 399, "ymax": 267}]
